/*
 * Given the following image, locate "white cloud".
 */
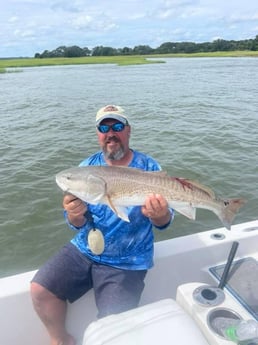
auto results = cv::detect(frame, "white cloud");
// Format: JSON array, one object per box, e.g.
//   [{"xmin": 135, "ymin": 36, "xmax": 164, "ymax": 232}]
[
  {"xmin": 8, "ymin": 16, "xmax": 19, "ymax": 23},
  {"xmin": 14, "ymin": 29, "xmax": 35, "ymax": 38},
  {"xmin": 228, "ymin": 13, "xmax": 258, "ymax": 23},
  {"xmin": 71, "ymin": 15, "xmax": 94, "ymax": 29}
]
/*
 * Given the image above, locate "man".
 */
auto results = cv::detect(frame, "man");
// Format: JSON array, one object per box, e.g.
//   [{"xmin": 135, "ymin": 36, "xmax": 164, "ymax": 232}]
[{"xmin": 30, "ymin": 105, "xmax": 174, "ymax": 345}]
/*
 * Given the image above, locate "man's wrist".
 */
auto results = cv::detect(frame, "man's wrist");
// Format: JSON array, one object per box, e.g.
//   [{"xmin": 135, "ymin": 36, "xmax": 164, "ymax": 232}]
[
  {"xmin": 150, "ymin": 209, "xmax": 173, "ymax": 228},
  {"xmin": 69, "ymin": 216, "xmax": 87, "ymax": 228},
  {"xmin": 66, "ymin": 212, "xmax": 87, "ymax": 228}
]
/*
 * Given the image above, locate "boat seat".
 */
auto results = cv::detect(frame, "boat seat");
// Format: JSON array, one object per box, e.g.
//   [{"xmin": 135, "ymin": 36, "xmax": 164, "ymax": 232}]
[{"xmin": 83, "ymin": 298, "xmax": 209, "ymax": 345}]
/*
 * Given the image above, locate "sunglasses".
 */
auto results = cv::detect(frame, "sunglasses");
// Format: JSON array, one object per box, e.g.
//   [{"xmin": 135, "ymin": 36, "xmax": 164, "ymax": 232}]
[{"xmin": 97, "ymin": 122, "xmax": 126, "ymax": 134}]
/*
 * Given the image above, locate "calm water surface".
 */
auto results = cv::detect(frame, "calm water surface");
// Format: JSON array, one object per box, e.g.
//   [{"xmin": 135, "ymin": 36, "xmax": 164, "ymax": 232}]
[{"xmin": 0, "ymin": 58, "xmax": 257, "ymax": 277}]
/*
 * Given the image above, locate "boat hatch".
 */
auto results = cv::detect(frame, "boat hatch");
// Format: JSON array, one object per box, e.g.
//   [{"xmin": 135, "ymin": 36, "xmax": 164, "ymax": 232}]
[{"xmin": 210, "ymin": 257, "xmax": 258, "ymax": 320}]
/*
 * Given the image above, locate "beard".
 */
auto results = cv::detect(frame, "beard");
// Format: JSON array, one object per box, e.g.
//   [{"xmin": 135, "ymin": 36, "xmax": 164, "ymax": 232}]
[{"xmin": 103, "ymin": 136, "xmax": 126, "ymax": 161}]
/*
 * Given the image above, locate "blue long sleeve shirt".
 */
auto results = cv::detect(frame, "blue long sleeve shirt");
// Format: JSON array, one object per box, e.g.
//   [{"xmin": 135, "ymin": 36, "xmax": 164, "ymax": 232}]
[{"xmin": 67, "ymin": 150, "xmax": 173, "ymax": 270}]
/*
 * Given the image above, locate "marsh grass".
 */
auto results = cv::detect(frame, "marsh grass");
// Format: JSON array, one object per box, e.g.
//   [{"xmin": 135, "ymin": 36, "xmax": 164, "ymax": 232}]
[
  {"xmin": 0, "ymin": 55, "xmax": 163, "ymax": 69},
  {"xmin": 0, "ymin": 51, "xmax": 257, "ymax": 70},
  {"xmin": 150, "ymin": 51, "xmax": 258, "ymax": 58}
]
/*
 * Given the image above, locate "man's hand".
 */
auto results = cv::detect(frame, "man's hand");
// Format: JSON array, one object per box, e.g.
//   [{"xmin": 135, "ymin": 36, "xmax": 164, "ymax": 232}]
[
  {"xmin": 63, "ymin": 194, "xmax": 87, "ymax": 228},
  {"xmin": 141, "ymin": 194, "xmax": 171, "ymax": 227}
]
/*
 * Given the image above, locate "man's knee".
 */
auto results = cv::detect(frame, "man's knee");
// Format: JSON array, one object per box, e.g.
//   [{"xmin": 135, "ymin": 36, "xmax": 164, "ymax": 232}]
[{"xmin": 30, "ymin": 282, "xmax": 55, "ymax": 304}]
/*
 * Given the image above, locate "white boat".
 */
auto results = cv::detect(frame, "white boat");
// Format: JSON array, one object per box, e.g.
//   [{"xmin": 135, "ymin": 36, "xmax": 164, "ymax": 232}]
[{"xmin": 1, "ymin": 219, "xmax": 258, "ymax": 345}]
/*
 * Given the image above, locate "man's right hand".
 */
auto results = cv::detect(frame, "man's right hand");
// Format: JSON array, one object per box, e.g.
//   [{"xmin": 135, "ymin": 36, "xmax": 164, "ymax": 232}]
[{"xmin": 63, "ymin": 194, "xmax": 87, "ymax": 228}]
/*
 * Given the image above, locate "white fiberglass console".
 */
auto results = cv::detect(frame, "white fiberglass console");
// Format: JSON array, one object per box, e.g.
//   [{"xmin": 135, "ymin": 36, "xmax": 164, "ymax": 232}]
[{"xmin": 176, "ymin": 282, "xmax": 257, "ymax": 345}]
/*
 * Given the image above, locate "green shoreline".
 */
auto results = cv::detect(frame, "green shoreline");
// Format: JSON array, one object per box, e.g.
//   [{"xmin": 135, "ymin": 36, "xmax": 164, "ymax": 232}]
[{"xmin": 1, "ymin": 50, "xmax": 258, "ymax": 71}]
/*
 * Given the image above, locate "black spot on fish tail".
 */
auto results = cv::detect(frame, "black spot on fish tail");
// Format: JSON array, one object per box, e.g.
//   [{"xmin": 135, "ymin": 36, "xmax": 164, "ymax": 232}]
[{"xmin": 219, "ymin": 198, "xmax": 247, "ymax": 230}]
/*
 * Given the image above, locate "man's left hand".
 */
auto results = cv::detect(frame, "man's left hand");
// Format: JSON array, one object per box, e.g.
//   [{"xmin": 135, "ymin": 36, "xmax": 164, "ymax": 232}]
[{"xmin": 141, "ymin": 194, "xmax": 171, "ymax": 227}]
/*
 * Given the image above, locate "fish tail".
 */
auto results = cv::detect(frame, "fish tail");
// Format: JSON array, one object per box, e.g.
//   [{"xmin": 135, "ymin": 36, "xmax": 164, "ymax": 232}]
[{"xmin": 219, "ymin": 198, "xmax": 247, "ymax": 230}]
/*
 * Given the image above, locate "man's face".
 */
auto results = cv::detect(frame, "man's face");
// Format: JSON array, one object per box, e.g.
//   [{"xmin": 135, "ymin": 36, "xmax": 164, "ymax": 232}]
[{"xmin": 97, "ymin": 119, "xmax": 131, "ymax": 161}]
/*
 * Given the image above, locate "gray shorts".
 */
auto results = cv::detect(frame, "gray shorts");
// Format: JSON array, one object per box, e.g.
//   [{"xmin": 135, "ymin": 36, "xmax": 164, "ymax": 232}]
[{"xmin": 32, "ymin": 243, "xmax": 147, "ymax": 318}]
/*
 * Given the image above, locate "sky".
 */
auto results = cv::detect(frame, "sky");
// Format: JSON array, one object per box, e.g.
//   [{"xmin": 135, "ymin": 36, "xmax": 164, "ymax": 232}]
[{"xmin": 1, "ymin": 0, "xmax": 258, "ymax": 58}]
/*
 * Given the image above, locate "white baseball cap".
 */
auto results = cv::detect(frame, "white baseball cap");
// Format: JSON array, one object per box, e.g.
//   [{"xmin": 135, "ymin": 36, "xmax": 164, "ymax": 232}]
[{"xmin": 96, "ymin": 105, "xmax": 129, "ymax": 125}]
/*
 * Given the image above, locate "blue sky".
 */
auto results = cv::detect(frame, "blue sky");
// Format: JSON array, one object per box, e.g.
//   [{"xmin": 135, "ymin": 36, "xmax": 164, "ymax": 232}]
[{"xmin": 1, "ymin": 0, "xmax": 258, "ymax": 57}]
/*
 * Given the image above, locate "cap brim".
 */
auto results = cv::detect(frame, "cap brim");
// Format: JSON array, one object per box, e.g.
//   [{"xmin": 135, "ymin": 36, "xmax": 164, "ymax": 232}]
[{"xmin": 96, "ymin": 114, "xmax": 128, "ymax": 125}]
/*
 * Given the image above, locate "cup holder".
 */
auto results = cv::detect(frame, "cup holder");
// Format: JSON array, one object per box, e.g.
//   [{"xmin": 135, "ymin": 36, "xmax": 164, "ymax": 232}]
[
  {"xmin": 193, "ymin": 285, "xmax": 225, "ymax": 306},
  {"xmin": 207, "ymin": 307, "xmax": 242, "ymax": 338}
]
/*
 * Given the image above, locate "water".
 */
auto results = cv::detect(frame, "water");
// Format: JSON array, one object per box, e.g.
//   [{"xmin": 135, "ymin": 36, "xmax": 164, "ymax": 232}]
[{"xmin": 0, "ymin": 58, "xmax": 257, "ymax": 277}]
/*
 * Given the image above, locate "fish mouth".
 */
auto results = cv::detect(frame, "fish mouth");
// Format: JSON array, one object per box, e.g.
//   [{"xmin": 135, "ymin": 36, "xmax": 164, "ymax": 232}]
[{"xmin": 55, "ymin": 174, "xmax": 69, "ymax": 192}]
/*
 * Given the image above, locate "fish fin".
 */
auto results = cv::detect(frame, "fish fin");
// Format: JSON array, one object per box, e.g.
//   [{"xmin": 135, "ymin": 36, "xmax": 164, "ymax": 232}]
[
  {"xmin": 106, "ymin": 195, "xmax": 130, "ymax": 222},
  {"xmin": 218, "ymin": 198, "xmax": 247, "ymax": 230},
  {"xmin": 189, "ymin": 180, "xmax": 216, "ymax": 198},
  {"xmin": 171, "ymin": 204, "xmax": 196, "ymax": 220},
  {"xmin": 114, "ymin": 206, "xmax": 130, "ymax": 222},
  {"xmin": 87, "ymin": 174, "xmax": 106, "ymax": 203}
]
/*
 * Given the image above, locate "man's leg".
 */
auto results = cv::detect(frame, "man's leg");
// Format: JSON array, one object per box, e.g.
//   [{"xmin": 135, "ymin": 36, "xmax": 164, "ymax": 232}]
[
  {"xmin": 30, "ymin": 243, "xmax": 93, "ymax": 345},
  {"xmin": 30, "ymin": 282, "xmax": 75, "ymax": 345},
  {"xmin": 92, "ymin": 263, "xmax": 147, "ymax": 318}
]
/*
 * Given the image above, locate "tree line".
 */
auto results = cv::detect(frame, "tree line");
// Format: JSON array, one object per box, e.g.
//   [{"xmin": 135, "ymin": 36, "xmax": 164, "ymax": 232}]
[{"xmin": 35, "ymin": 36, "xmax": 258, "ymax": 58}]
